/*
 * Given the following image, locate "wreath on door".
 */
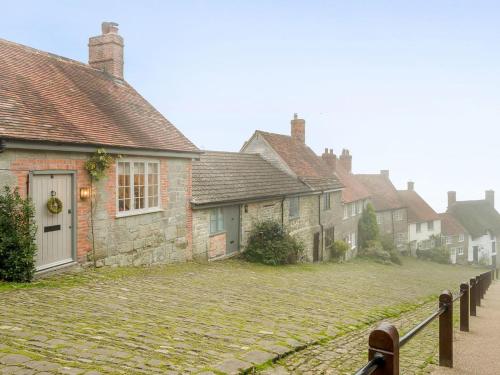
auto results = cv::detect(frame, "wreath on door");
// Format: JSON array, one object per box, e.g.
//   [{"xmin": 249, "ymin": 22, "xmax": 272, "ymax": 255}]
[{"xmin": 47, "ymin": 197, "xmax": 63, "ymax": 214}]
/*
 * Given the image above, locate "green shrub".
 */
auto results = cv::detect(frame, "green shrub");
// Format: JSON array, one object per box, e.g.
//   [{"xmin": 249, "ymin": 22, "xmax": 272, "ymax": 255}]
[
  {"xmin": 380, "ymin": 234, "xmax": 402, "ymax": 265},
  {"xmin": 0, "ymin": 187, "xmax": 37, "ymax": 282},
  {"xmin": 358, "ymin": 203, "xmax": 379, "ymax": 249},
  {"xmin": 416, "ymin": 246, "xmax": 450, "ymax": 264},
  {"xmin": 361, "ymin": 240, "xmax": 391, "ymax": 265},
  {"xmin": 243, "ymin": 220, "xmax": 304, "ymax": 265},
  {"xmin": 330, "ymin": 240, "xmax": 349, "ymax": 262}
]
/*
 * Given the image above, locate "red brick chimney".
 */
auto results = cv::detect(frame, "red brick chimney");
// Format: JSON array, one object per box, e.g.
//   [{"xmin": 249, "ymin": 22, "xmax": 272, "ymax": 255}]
[
  {"xmin": 291, "ymin": 113, "xmax": 305, "ymax": 143},
  {"xmin": 448, "ymin": 191, "xmax": 457, "ymax": 208},
  {"xmin": 407, "ymin": 181, "xmax": 414, "ymax": 191},
  {"xmin": 485, "ymin": 190, "xmax": 495, "ymax": 208},
  {"xmin": 339, "ymin": 149, "xmax": 352, "ymax": 173},
  {"xmin": 321, "ymin": 148, "xmax": 337, "ymax": 171},
  {"xmin": 89, "ymin": 22, "xmax": 124, "ymax": 79}
]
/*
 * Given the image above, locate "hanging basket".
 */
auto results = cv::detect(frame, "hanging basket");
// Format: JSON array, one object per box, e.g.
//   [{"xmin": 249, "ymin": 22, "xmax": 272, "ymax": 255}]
[{"xmin": 47, "ymin": 197, "xmax": 63, "ymax": 214}]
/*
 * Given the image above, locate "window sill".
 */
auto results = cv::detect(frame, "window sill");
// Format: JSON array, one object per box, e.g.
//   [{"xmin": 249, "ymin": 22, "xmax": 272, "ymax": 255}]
[
  {"xmin": 209, "ymin": 231, "xmax": 226, "ymax": 237},
  {"xmin": 116, "ymin": 208, "xmax": 164, "ymax": 218}
]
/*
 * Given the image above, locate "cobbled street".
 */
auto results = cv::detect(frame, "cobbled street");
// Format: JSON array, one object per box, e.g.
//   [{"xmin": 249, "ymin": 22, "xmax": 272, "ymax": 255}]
[{"xmin": 0, "ymin": 259, "xmax": 477, "ymax": 374}]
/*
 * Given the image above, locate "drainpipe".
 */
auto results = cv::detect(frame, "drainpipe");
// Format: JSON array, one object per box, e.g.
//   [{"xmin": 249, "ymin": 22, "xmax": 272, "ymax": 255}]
[{"xmin": 319, "ymin": 194, "xmax": 324, "ymax": 261}]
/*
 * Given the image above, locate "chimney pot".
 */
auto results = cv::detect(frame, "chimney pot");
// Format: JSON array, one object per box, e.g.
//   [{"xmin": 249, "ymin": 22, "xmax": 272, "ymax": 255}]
[
  {"xmin": 380, "ymin": 170, "xmax": 389, "ymax": 178},
  {"xmin": 338, "ymin": 149, "xmax": 353, "ymax": 173},
  {"xmin": 290, "ymin": 113, "xmax": 305, "ymax": 143},
  {"xmin": 89, "ymin": 21, "xmax": 124, "ymax": 79},
  {"xmin": 448, "ymin": 191, "xmax": 457, "ymax": 209},
  {"xmin": 486, "ymin": 190, "xmax": 495, "ymax": 208},
  {"xmin": 407, "ymin": 181, "xmax": 414, "ymax": 191}
]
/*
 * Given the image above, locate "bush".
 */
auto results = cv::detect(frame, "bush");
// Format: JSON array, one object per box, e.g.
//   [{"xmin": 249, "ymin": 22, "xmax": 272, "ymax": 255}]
[
  {"xmin": 416, "ymin": 246, "xmax": 450, "ymax": 264},
  {"xmin": 0, "ymin": 187, "xmax": 37, "ymax": 282},
  {"xmin": 361, "ymin": 240, "xmax": 391, "ymax": 265},
  {"xmin": 330, "ymin": 240, "xmax": 349, "ymax": 262},
  {"xmin": 358, "ymin": 203, "xmax": 379, "ymax": 249},
  {"xmin": 380, "ymin": 234, "xmax": 402, "ymax": 265},
  {"xmin": 243, "ymin": 220, "xmax": 304, "ymax": 265}
]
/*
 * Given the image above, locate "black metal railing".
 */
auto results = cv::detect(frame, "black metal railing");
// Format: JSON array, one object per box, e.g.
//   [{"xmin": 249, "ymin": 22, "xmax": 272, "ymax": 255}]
[{"xmin": 353, "ymin": 268, "xmax": 496, "ymax": 375}]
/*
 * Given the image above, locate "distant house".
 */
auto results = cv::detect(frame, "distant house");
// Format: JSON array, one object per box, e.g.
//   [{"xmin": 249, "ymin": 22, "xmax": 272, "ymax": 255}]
[
  {"xmin": 447, "ymin": 190, "xmax": 500, "ymax": 266},
  {"xmin": 356, "ymin": 171, "xmax": 408, "ymax": 250},
  {"xmin": 397, "ymin": 182, "xmax": 441, "ymax": 253},
  {"xmin": 439, "ymin": 213, "xmax": 469, "ymax": 264},
  {"xmin": 191, "ymin": 151, "xmax": 314, "ymax": 261},
  {"xmin": 241, "ymin": 114, "xmax": 345, "ymax": 261},
  {"xmin": 0, "ymin": 23, "xmax": 200, "ymax": 271},
  {"xmin": 321, "ymin": 148, "xmax": 371, "ymax": 256}
]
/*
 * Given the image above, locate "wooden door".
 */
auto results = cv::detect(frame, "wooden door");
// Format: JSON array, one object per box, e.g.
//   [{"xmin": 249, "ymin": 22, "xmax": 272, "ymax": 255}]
[
  {"xmin": 223, "ymin": 205, "xmax": 240, "ymax": 255},
  {"xmin": 31, "ymin": 173, "xmax": 74, "ymax": 271},
  {"xmin": 313, "ymin": 232, "xmax": 320, "ymax": 262}
]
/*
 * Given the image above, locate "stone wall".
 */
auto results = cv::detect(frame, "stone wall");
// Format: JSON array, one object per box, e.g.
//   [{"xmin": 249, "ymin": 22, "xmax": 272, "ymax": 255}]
[
  {"xmin": 376, "ymin": 208, "xmax": 408, "ymax": 250},
  {"xmin": 0, "ymin": 149, "xmax": 193, "ymax": 268}
]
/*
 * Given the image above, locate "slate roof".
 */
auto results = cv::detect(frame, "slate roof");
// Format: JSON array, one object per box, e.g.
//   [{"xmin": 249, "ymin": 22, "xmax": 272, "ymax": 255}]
[
  {"xmin": 448, "ymin": 200, "xmax": 500, "ymax": 238},
  {"xmin": 439, "ymin": 213, "xmax": 467, "ymax": 236},
  {"xmin": 335, "ymin": 164, "xmax": 371, "ymax": 203},
  {"xmin": 255, "ymin": 131, "xmax": 343, "ymax": 191},
  {"xmin": 192, "ymin": 151, "xmax": 313, "ymax": 206},
  {"xmin": 397, "ymin": 190, "xmax": 439, "ymax": 223},
  {"xmin": 355, "ymin": 174, "xmax": 404, "ymax": 211},
  {"xmin": 0, "ymin": 38, "xmax": 199, "ymax": 153}
]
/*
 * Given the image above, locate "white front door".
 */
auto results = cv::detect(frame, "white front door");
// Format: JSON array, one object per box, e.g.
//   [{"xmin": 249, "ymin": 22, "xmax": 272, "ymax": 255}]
[
  {"xmin": 31, "ymin": 173, "xmax": 74, "ymax": 271},
  {"xmin": 450, "ymin": 248, "xmax": 457, "ymax": 264}
]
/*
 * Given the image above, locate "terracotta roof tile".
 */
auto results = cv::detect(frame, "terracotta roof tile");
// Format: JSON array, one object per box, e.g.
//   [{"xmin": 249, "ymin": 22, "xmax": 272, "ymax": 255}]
[
  {"xmin": 355, "ymin": 174, "xmax": 404, "ymax": 211},
  {"xmin": 0, "ymin": 38, "xmax": 199, "ymax": 153},
  {"xmin": 397, "ymin": 190, "xmax": 439, "ymax": 223},
  {"xmin": 192, "ymin": 151, "xmax": 313, "ymax": 205},
  {"xmin": 334, "ymin": 164, "xmax": 370, "ymax": 203}
]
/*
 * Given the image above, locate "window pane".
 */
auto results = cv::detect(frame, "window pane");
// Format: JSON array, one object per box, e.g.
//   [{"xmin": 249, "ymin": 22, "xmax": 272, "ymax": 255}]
[
  {"xmin": 134, "ymin": 162, "xmax": 145, "ymax": 209},
  {"xmin": 118, "ymin": 162, "xmax": 131, "ymax": 212},
  {"xmin": 147, "ymin": 162, "xmax": 159, "ymax": 208}
]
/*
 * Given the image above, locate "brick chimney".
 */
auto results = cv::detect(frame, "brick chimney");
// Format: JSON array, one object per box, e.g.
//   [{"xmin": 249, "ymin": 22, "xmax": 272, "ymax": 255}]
[
  {"xmin": 89, "ymin": 22, "xmax": 124, "ymax": 79},
  {"xmin": 339, "ymin": 149, "xmax": 352, "ymax": 173},
  {"xmin": 448, "ymin": 191, "xmax": 457, "ymax": 208},
  {"xmin": 291, "ymin": 113, "xmax": 305, "ymax": 143},
  {"xmin": 321, "ymin": 148, "xmax": 337, "ymax": 171},
  {"xmin": 407, "ymin": 181, "xmax": 414, "ymax": 191},
  {"xmin": 485, "ymin": 190, "xmax": 495, "ymax": 208},
  {"xmin": 380, "ymin": 170, "xmax": 389, "ymax": 179}
]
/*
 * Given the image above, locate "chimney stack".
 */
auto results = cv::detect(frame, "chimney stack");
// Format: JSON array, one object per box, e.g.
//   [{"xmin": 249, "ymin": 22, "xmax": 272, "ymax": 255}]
[
  {"xmin": 291, "ymin": 113, "xmax": 305, "ymax": 143},
  {"xmin": 380, "ymin": 170, "xmax": 389, "ymax": 179},
  {"xmin": 89, "ymin": 22, "xmax": 124, "ymax": 79},
  {"xmin": 407, "ymin": 181, "xmax": 414, "ymax": 191},
  {"xmin": 485, "ymin": 190, "xmax": 495, "ymax": 208},
  {"xmin": 321, "ymin": 148, "xmax": 337, "ymax": 171},
  {"xmin": 339, "ymin": 149, "xmax": 352, "ymax": 173},
  {"xmin": 448, "ymin": 191, "xmax": 457, "ymax": 208}
]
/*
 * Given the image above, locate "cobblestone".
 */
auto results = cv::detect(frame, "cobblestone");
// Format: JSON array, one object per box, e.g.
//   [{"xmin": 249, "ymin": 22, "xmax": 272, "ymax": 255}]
[{"xmin": 0, "ymin": 258, "xmax": 477, "ymax": 374}]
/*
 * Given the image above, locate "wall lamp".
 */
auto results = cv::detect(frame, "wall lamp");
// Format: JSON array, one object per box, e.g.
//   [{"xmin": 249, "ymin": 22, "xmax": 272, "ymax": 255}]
[{"xmin": 80, "ymin": 187, "xmax": 91, "ymax": 200}]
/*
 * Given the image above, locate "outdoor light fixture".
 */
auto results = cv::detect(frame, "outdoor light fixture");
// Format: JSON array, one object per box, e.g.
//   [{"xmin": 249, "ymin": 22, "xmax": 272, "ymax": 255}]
[{"xmin": 80, "ymin": 187, "xmax": 91, "ymax": 200}]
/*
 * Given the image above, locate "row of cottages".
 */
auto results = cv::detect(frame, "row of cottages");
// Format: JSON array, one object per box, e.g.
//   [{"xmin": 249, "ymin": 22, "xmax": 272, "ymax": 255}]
[{"xmin": 0, "ymin": 23, "xmax": 201, "ymax": 271}]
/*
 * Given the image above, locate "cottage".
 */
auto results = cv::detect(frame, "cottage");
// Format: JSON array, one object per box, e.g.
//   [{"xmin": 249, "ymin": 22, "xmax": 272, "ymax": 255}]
[
  {"xmin": 241, "ymin": 114, "xmax": 345, "ymax": 261},
  {"xmin": 397, "ymin": 182, "xmax": 441, "ymax": 253},
  {"xmin": 447, "ymin": 190, "xmax": 500, "ymax": 266},
  {"xmin": 191, "ymin": 151, "xmax": 314, "ymax": 260},
  {"xmin": 439, "ymin": 213, "xmax": 469, "ymax": 264},
  {"xmin": 0, "ymin": 22, "xmax": 200, "ymax": 271},
  {"xmin": 356, "ymin": 171, "xmax": 408, "ymax": 250}
]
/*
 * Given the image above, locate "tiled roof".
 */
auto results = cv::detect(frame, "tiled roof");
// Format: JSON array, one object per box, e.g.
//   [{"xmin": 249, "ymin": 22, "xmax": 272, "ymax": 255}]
[
  {"xmin": 0, "ymin": 38, "xmax": 199, "ymax": 153},
  {"xmin": 355, "ymin": 174, "xmax": 404, "ymax": 211},
  {"xmin": 335, "ymin": 164, "xmax": 371, "ymax": 203},
  {"xmin": 256, "ymin": 131, "xmax": 343, "ymax": 191},
  {"xmin": 192, "ymin": 151, "xmax": 313, "ymax": 206},
  {"xmin": 439, "ymin": 213, "xmax": 467, "ymax": 236},
  {"xmin": 397, "ymin": 190, "xmax": 439, "ymax": 223},
  {"xmin": 448, "ymin": 200, "xmax": 500, "ymax": 238}
]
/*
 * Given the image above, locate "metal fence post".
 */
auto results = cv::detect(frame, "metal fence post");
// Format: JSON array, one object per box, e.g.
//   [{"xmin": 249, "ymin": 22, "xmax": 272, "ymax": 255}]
[
  {"xmin": 460, "ymin": 283, "xmax": 469, "ymax": 332},
  {"xmin": 476, "ymin": 276, "xmax": 481, "ymax": 306},
  {"xmin": 368, "ymin": 322, "xmax": 399, "ymax": 375},
  {"xmin": 439, "ymin": 290, "xmax": 453, "ymax": 368},
  {"xmin": 470, "ymin": 278, "xmax": 477, "ymax": 317}
]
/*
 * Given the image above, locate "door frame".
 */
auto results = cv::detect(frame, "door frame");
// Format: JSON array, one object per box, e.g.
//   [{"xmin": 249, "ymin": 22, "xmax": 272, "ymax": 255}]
[{"xmin": 29, "ymin": 170, "xmax": 77, "ymax": 270}]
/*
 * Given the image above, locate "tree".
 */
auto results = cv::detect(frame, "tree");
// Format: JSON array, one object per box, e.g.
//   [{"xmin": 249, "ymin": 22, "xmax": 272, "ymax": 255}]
[{"xmin": 358, "ymin": 203, "xmax": 379, "ymax": 249}]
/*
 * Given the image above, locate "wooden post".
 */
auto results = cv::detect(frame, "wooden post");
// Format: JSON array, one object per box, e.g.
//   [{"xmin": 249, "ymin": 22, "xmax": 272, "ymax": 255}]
[
  {"xmin": 460, "ymin": 283, "xmax": 469, "ymax": 332},
  {"xmin": 470, "ymin": 278, "xmax": 477, "ymax": 317},
  {"xmin": 476, "ymin": 276, "xmax": 481, "ymax": 306},
  {"xmin": 368, "ymin": 322, "xmax": 399, "ymax": 375},
  {"xmin": 439, "ymin": 290, "xmax": 453, "ymax": 368}
]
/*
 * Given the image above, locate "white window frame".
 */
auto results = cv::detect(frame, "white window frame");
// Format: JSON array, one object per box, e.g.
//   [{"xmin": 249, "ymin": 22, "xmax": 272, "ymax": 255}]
[
  {"xmin": 393, "ymin": 210, "xmax": 403, "ymax": 221},
  {"xmin": 116, "ymin": 159, "xmax": 161, "ymax": 217},
  {"xmin": 289, "ymin": 197, "xmax": 300, "ymax": 219},
  {"xmin": 351, "ymin": 202, "xmax": 356, "ymax": 217},
  {"xmin": 458, "ymin": 247, "xmax": 464, "ymax": 256},
  {"xmin": 357, "ymin": 201, "xmax": 363, "ymax": 214},
  {"xmin": 376, "ymin": 214, "xmax": 382, "ymax": 225},
  {"xmin": 210, "ymin": 207, "xmax": 225, "ymax": 234},
  {"xmin": 323, "ymin": 193, "xmax": 331, "ymax": 210},
  {"xmin": 458, "ymin": 233, "xmax": 465, "ymax": 242},
  {"xmin": 343, "ymin": 204, "xmax": 349, "ymax": 220},
  {"xmin": 427, "ymin": 220, "xmax": 434, "ymax": 231}
]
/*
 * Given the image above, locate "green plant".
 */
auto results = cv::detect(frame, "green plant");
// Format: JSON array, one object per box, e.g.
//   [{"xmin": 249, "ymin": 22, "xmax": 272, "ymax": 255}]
[
  {"xmin": 361, "ymin": 240, "xmax": 392, "ymax": 265},
  {"xmin": 243, "ymin": 220, "xmax": 304, "ymax": 265},
  {"xmin": 84, "ymin": 148, "xmax": 115, "ymax": 181},
  {"xmin": 358, "ymin": 203, "xmax": 379, "ymax": 249},
  {"xmin": 416, "ymin": 246, "xmax": 450, "ymax": 264},
  {"xmin": 0, "ymin": 186, "xmax": 37, "ymax": 282},
  {"xmin": 380, "ymin": 234, "xmax": 402, "ymax": 265},
  {"xmin": 330, "ymin": 240, "xmax": 349, "ymax": 262}
]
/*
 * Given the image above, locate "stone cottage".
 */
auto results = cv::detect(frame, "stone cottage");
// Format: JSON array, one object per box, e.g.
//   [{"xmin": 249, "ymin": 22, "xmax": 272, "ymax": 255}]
[
  {"xmin": 0, "ymin": 22, "xmax": 200, "ymax": 272},
  {"xmin": 439, "ymin": 213, "xmax": 469, "ymax": 264},
  {"xmin": 447, "ymin": 190, "xmax": 500, "ymax": 266},
  {"xmin": 241, "ymin": 114, "xmax": 345, "ymax": 261},
  {"xmin": 356, "ymin": 171, "xmax": 408, "ymax": 250},
  {"xmin": 321, "ymin": 149, "xmax": 371, "ymax": 258},
  {"xmin": 191, "ymin": 151, "xmax": 314, "ymax": 260},
  {"xmin": 397, "ymin": 182, "xmax": 441, "ymax": 253}
]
